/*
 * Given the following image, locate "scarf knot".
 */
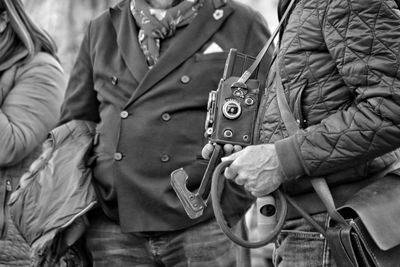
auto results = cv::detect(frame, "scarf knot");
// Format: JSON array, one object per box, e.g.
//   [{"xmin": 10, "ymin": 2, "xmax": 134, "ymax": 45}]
[{"xmin": 131, "ymin": 0, "xmax": 203, "ymax": 67}]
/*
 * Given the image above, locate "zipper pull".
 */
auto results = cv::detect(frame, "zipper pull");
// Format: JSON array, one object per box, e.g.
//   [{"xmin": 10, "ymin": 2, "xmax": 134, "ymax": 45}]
[{"xmin": 6, "ymin": 180, "xmax": 12, "ymax": 191}]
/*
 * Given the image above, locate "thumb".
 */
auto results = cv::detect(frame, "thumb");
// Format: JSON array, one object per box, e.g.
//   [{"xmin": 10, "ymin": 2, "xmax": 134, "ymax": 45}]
[{"xmin": 221, "ymin": 150, "xmax": 240, "ymax": 162}]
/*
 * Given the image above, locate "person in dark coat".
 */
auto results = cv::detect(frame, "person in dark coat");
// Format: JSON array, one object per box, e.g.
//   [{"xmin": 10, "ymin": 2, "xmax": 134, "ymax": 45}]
[
  {"xmin": 0, "ymin": 0, "xmax": 66, "ymax": 265},
  {"xmin": 210, "ymin": 0, "xmax": 400, "ymax": 266},
  {"xmin": 60, "ymin": 0, "xmax": 272, "ymax": 265}
]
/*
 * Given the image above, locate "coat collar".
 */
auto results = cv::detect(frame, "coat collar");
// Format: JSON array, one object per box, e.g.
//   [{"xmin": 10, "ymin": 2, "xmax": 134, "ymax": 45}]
[
  {"xmin": 110, "ymin": 0, "xmax": 233, "ymax": 107},
  {"xmin": 110, "ymin": 1, "xmax": 148, "ymax": 84}
]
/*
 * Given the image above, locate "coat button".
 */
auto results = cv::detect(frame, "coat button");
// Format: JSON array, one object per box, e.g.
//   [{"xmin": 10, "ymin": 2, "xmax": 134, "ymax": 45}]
[
  {"xmin": 120, "ymin": 110, "xmax": 129, "ymax": 119},
  {"xmin": 160, "ymin": 154, "xmax": 170, "ymax": 162},
  {"xmin": 161, "ymin": 113, "xmax": 171, "ymax": 121},
  {"xmin": 180, "ymin": 75, "xmax": 190, "ymax": 84},
  {"xmin": 114, "ymin": 152, "xmax": 123, "ymax": 161},
  {"xmin": 111, "ymin": 76, "xmax": 118, "ymax": 85}
]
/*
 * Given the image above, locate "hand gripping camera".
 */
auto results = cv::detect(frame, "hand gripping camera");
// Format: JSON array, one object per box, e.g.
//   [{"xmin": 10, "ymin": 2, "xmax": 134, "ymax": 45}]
[{"xmin": 171, "ymin": 49, "xmax": 262, "ymax": 219}]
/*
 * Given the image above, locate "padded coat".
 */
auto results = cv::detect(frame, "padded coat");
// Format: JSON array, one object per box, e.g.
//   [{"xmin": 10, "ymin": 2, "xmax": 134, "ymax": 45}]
[
  {"xmin": 0, "ymin": 52, "xmax": 65, "ymax": 266},
  {"xmin": 257, "ymin": 0, "xmax": 400, "ymax": 214},
  {"xmin": 8, "ymin": 120, "xmax": 97, "ymax": 267}
]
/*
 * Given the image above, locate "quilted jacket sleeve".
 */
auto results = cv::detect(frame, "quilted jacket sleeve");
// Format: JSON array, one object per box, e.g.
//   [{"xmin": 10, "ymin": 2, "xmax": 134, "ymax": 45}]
[
  {"xmin": 275, "ymin": 0, "xmax": 400, "ymax": 179},
  {"xmin": 0, "ymin": 53, "xmax": 66, "ymax": 167}
]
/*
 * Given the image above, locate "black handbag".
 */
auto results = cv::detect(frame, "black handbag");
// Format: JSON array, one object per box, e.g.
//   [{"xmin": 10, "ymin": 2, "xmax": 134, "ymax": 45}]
[
  {"xmin": 323, "ymin": 175, "xmax": 400, "ymax": 267},
  {"xmin": 275, "ymin": 67, "xmax": 400, "ymax": 267}
]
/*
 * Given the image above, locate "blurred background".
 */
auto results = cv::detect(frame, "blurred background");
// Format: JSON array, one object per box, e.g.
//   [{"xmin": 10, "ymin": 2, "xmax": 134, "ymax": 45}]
[{"xmin": 22, "ymin": 0, "xmax": 279, "ymax": 76}]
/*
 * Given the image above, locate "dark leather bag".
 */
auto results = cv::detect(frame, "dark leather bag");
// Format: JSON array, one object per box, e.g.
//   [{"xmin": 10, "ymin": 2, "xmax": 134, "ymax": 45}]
[
  {"xmin": 275, "ymin": 67, "xmax": 400, "ymax": 267},
  {"xmin": 312, "ymin": 175, "xmax": 400, "ymax": 267},
  {"xmin": 323, "ymin": 175, "xmax": 400, "ymax": 267}
]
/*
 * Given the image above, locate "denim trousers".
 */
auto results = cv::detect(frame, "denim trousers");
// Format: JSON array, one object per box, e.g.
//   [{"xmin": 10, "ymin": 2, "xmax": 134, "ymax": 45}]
[
  {"xmin": 84, "ymin": 210, "xmax": 240, "ymax": 267},
  {"xmin": 272, "ymin": 212, "xmax": 337, "ymax": 267}
]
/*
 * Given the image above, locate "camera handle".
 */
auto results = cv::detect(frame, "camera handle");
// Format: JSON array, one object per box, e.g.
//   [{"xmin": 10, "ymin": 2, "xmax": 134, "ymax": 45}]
[
  {"xmin": 170, "ymin": 144, "xmax": 224, "ymax": 219},
  {"xmin": 211, "ymin": 160, "xmax": 288, "ymax": 248}
]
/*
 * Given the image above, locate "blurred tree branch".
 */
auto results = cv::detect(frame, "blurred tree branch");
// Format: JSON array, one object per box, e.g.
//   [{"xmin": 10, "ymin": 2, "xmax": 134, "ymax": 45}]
[
  {"xmin": 22, "ymin": 0, "xmax": 277, "ymax": 77},
  {"xmin": 22, "ymin": 0, "xmax": 119, "ymax": 76}
]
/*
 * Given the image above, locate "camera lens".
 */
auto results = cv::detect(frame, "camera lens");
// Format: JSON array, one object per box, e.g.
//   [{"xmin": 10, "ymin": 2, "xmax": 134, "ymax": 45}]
[{"xmin": 222, "ymin": 99, "xmax": 241, "ymax": 120}]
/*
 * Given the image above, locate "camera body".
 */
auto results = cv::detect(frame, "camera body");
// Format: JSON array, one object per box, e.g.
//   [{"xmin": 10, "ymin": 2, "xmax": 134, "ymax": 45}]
[
  {"xmin": 205, "ymin": 49, "xmax": 261, "ymax": 146},
  {"xmin": 170, "ymin": 49, "xmax": 263, "ymax": 219}
]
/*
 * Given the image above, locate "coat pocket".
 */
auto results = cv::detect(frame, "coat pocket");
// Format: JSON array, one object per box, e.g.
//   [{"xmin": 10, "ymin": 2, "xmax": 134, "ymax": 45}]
[
  {"xmin": 195, "ymin": 52, "xmax": 228, "ymax": 62},
  {"xmin": 291, "ymin": 80, "xmax": 308, "ymax": 129}
]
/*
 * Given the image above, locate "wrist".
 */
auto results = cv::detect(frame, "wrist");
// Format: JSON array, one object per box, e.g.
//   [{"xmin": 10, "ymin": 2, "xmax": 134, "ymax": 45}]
[{"xmin": 274, "ymin": 136, "xmax": 306, "ymax": 180}]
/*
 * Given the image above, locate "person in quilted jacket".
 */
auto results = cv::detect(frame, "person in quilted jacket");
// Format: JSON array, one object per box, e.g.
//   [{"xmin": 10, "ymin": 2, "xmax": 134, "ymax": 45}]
[
  {"xmin": 0, "ymin": 0, "xmax": 66, "ymax": 265},
  {"xmin": 204, "ymin": 0, "xmax": 400, "ymax": 266}
]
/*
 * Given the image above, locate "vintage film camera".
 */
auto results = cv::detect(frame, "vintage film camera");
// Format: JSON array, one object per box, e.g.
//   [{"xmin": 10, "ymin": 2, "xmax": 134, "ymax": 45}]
[
  {"xmin": 171, "ymin": 49, "xmax": 262, "ymax": 219},
  {"xmin": 205, "ymin": 49, "xmax": 261, "ymax": 146}
]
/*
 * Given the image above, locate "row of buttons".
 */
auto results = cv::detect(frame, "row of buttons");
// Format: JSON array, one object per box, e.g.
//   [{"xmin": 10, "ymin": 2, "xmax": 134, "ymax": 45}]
[
  {"xmin": 111, "ymin": 75, "xmax": 187, "ymax": 164},
  {"xmin": 120, "ymin": 110, "xmax": 171, "ymax": 121},
  {"xmin": 110, "ymin": 75, "xmax": 190, "ymax": 86},
  {"xmin": 116, "ymin": 110, "xmax": 172, "ymax": 162},
  {"xmin": 114, "ymin": 152, "xmax": 170, "ymax": 162}
]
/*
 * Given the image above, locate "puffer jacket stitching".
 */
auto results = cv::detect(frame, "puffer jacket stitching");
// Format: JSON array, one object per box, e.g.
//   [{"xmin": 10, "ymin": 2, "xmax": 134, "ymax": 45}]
[
  {"xmin": 264, "ymin": 0, "xmax": 400, "ymax": 184},
  {"xmin": 324, "ymin": 1, "xmax": 396, "ymax": 166}
]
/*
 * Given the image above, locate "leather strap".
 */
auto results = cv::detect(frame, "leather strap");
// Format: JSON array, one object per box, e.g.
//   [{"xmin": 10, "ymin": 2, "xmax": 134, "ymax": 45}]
[
  {"xmin": 275, "ymin": 68, "xmax": 347, "ymax": 227},
  {"xmin": 211, "ymin": 160, "xmax": 288, "ymax": 248},
  {"xmin": 236, "ymin": 0, "xmax": 297, "ymax": 85},
  {"xmin": 274, "ymin": 71, "xmax": 298, "ymax": 136},
  {"xmin": 309, "ymin": 178, "xmax": 347, "ymax": 225},
  {"xmin": 284, "ymin": 193, "xmax": 326, "ymax": 234}
]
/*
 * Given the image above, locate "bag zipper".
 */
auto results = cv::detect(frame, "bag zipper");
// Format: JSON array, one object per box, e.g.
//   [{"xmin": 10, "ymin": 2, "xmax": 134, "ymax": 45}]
[
  {"xmin": 6, "ymin": 180, "xmax": 12, "ymax": 191},
  {"xmin": 0, "ymin": 179, "xmax": 12, "ymax": 238}
]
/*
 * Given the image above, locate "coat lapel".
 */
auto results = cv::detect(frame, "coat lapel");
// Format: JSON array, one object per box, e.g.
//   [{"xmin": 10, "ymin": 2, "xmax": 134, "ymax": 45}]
[
  {"xmin": 110, "ymin": 1, "xmax": 148, "ymax": 83},
  {"xmin": 124, "ymin": 0, "xmax": 233, "ymax": 108}
]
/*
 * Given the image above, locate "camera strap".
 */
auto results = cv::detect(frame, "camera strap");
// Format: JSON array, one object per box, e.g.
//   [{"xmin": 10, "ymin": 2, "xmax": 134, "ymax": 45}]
[{"xmin": 236, "ymin": 0, "xmax": 297, "ymax": 85}]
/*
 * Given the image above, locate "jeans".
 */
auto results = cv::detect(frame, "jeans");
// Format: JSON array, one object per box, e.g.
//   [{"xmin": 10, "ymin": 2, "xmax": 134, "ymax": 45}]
[
  {"xmin": 85, "ymin": 210, "xmax": 240, "ymax": 267},
  {"xmin": 272, "ymin": 212, "xmax": 337, "ymax": 267}
]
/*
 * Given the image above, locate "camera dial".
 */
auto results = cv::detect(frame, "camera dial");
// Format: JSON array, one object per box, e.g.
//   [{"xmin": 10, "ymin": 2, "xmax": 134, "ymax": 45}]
[
  {"xmin": 233, "ymin": 88, "xmax": 248, "ymax": 98},
  {"xmin": 244, "ymin": 97, "xmax": 255, "ymax": 106},
  {"xmin": 222, "ymin": 99, "xmax": 241, "ymax": 120}
]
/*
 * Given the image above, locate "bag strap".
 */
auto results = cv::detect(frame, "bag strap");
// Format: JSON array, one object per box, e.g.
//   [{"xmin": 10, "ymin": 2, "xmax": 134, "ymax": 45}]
[
  {"xmin": 275, "ymin": 69, "xmax": 348, "ymax": 227},
  {"xmin": 236, "ymin": 0, "xmax": 297, "ymax": 85}
]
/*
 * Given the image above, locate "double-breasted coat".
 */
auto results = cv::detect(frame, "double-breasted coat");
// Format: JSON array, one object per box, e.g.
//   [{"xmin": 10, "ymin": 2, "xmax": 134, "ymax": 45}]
[{"xmin": 60, "ymin": 0, "xmax": 272, "ymax": 232}]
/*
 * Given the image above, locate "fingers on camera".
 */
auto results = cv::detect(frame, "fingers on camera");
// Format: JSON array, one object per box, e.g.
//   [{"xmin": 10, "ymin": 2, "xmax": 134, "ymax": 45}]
[
  {"xmin": 201, "ymin": 143, "xmax": 214, "ymax": 159},
  {"xmin": 223, "ymin": 144, "xmax": 234, "ymax": 155}
]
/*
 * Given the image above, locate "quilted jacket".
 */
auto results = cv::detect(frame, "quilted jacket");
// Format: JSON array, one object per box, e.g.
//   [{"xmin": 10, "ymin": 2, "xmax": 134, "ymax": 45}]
[
  {"xmin": 257, "ymin": 0, "xmax": 400, "ymax": 216},
  {"xmin": 0, "ymin": 51, "xmax": 65, "ymax": 265},
  {"xmin": 9, "ymin": 120, "xmax": 96, "ymax": 267}
]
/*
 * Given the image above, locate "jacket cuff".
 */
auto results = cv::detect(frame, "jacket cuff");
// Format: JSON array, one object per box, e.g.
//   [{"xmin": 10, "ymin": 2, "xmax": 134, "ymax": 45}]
[{"xmin": 274, "ymin": 136, "xmax": 306, "ymax": 181}]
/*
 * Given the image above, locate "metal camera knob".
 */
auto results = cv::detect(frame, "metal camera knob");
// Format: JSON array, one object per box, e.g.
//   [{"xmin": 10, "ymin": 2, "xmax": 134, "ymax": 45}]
[{"xmin": 222, "ymin": 99, "xmax": 241, "ymax": 120}]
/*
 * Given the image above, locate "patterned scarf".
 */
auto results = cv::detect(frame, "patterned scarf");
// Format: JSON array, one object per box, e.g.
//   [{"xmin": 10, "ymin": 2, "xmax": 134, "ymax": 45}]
[{"xmin": 130, "ymin": 0, "xmax": 203, "ymax": 67}]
